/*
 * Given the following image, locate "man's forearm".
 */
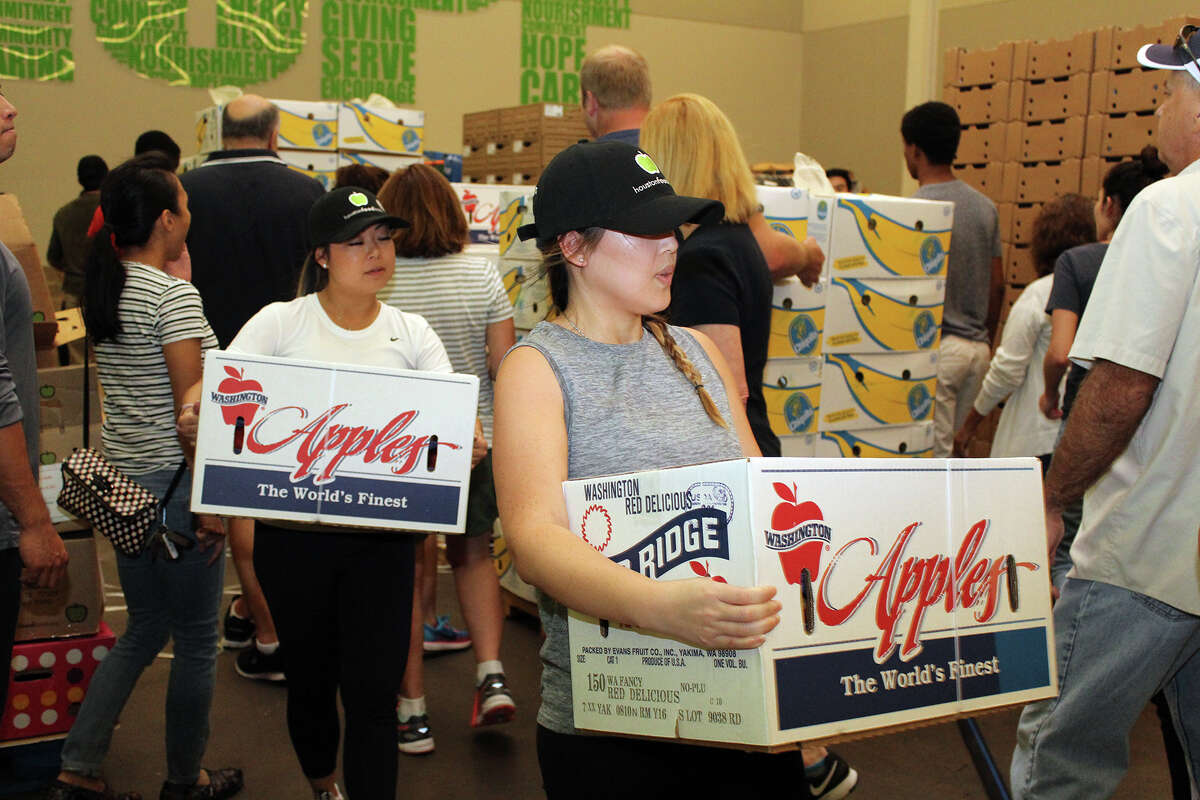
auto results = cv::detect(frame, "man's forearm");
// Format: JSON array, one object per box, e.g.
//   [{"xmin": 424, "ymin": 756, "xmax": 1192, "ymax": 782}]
[{"xmin": 1044, "ymin": 359, "xmax": 1159, "ymax": 509}]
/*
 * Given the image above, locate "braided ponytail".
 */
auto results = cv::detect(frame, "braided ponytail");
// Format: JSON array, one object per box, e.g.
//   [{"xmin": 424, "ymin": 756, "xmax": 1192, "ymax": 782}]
[{"xmin": 643, "ymin": 317, "xmax": 728, "ymax": 430}]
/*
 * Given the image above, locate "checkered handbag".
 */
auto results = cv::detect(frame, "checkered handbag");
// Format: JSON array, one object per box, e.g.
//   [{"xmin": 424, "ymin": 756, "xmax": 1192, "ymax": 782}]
[{"xmin": 57, "ymin": 448, "xmax": 160, "ymax": 557}]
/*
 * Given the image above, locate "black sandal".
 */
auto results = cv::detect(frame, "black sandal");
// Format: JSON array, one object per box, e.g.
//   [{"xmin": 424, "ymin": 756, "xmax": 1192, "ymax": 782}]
[
  {"xmin": 158, "ymin": 768, "xmax": 243, "ymax": 800},
  {"xmin": 45, "ymin": 778, "xmax": 142, "ymax": 800}
]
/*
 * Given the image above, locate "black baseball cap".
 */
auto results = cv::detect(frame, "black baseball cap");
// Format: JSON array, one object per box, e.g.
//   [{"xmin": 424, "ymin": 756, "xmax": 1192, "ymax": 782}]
[
  {"xmin": 1137, "ymin": 27, "xmax": 1200, "ymax": 84},
  {"xmin": 309, "ymin": 186, "xmax": 408, "ymax": 246},
  {"xmin": 517, "ymin": 141, "xmax": 724, "ymax": 247}
]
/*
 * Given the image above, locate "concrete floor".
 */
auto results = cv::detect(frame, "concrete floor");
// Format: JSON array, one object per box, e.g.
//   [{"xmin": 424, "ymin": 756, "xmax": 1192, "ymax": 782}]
[{"xmin": 6, "ymin": 545, "xmax": 1179, "ymax": 800}]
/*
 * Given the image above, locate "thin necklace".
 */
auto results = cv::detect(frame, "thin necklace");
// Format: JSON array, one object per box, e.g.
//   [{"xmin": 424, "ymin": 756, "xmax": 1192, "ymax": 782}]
[{"xmin": 563, "ymin": 314, "xmax": 587, "ymax": 338}]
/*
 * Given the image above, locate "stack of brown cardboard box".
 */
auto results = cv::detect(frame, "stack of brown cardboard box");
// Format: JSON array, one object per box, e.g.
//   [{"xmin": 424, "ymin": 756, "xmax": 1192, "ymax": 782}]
[{"xmin": 462, "ymin": 102, "xmax": 587, "ymax": 185}]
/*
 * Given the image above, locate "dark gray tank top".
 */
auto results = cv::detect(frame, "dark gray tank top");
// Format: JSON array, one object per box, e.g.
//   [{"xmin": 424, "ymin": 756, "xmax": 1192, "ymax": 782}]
[{"xmin": 512, "ymin": 320, "xmax": 743, "ymax": 734}]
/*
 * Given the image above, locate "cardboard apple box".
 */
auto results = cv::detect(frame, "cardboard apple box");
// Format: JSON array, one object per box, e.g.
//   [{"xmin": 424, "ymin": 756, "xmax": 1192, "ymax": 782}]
[
  {"xmin": 565, "ymin": 457, "xmax": 1056, "ymax": 748},
  {"xmin": 191, "ymin": 351, "xmax": 478, "ymax": 533}
]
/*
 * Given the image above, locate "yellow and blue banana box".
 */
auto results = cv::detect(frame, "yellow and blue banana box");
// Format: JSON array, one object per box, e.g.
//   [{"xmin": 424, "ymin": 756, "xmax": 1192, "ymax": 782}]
[
  {"xmin": 763, "ymin": 357, "xmax": 822, "ymax": 436},
  {"xmin": 816, "ymin": 422, "xmax": 934, "ymax": 458},
  {"xmin": 823, "ymin": 277, "xmax": 945, "ymax": 354},
  {"xmin": 513, "ymin": 268, "xmax": 553, "ymax": 331},
  {"xmin": 500, "ymin": 262, "xmax": 532, "ymax": 308},
  {"xmin": 778, "ymin": 432, "xmax": 818, "ymax": 457},
  {"xmin": 758, "ymin": 185, "xmax": 811, "ymax": 242},
  {"xmin": 338, "ymin": 103, "xmax": 425, "ymax": 155},
  {"xmin": 830, "ymin": 194, "xmax": 953, "ymax": 278},
  {"xmin": 277, "ymin": 149, "xmax": 339, "ymax": 189},
  {"xmin": 498, "ymin": 192, "xmax": 539, "ymax": 260},
  {"xmin": 819, "ymin": 351, "xmax": 938, "ymax": 431},
  {"xmin": 275, "ymin": 101, "xmax": 339, "ymax": 151},
  {"xmin": 769, "ymin": 277, "xmax": 827, "ymax": 359}
]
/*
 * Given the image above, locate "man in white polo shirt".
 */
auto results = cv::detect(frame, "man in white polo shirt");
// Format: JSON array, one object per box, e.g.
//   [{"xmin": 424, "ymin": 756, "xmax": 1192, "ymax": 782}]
[{"xmin": 1010, "ymin": 29, "xmax": 1200, "ymax": 799}]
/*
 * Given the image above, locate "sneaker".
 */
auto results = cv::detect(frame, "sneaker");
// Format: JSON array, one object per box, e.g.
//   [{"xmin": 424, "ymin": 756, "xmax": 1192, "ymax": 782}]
[
  {"xmin": 159, "ymin": 767, "xmax": 244, "ymax": 800},
  {"xmin": 221, "ymin": 595, "xmax": 255, "ymax": 650},
  {"xmin": 807, "ymin": 751, "xmax": 858, "ymax": 800},
  {"xmin": 397, "ymin": 713, "xmax": 435, "ymax": 755},
  {"xmin": 423, "ymin": 615, "xmax": 471, "ymax": 653},
  {"xmin": 470, "ymin": 673, "xmax": 515, "ymax": 727},
  {"xmin": 234, "ymin": 644, "xmax": 285, "ymax": 684},
  {"xmin": 313, "ymin": 784, "xmax": 344, "ymax": 800}
]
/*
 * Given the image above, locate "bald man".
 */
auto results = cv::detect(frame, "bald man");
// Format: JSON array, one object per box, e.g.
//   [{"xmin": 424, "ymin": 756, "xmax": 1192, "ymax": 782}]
[
  {"xmin": 581, "ymin": 46, "xmax": 823, "ymax": 286},
  {"xmin": 180, "ymin": 95, "xmax": 325, "ymax": 686},
  {"xmin": 181, "ymin": 94, "xmax": 325, "ymax": 348}
]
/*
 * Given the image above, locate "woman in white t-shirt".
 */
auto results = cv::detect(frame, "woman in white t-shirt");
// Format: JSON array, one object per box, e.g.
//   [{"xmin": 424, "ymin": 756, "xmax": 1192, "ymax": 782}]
[
  {"xmin": 53, "ymin": 153, "xmax": 240, "ymax": 800},
  {"xmin": 185, "ymin": 187, "xmax": 452, "ymax": 800}
]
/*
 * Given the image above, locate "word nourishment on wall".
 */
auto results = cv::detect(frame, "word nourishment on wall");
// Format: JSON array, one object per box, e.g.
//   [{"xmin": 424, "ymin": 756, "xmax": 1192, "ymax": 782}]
[{"xmin": 0, "ymin": 0, "xmax": 633, "ymax": 105}]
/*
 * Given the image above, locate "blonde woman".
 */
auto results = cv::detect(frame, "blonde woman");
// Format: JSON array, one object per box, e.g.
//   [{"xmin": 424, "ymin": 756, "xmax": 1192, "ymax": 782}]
[
  {"xmin": 643, "ymin": 94, "xmax": 858, "ymax": 799},
  {"xmin": 493, "ymin": 141, "xmax": 829, "ymax": 797},
  {"xmin": 642, "ymin": 93, "xmax": 778, "ymax": 456}
]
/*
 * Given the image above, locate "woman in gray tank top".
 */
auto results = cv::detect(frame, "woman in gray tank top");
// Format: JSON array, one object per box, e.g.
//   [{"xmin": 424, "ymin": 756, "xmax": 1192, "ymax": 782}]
[{"xmin": 493, "ymin": 142, "xmax": 817, "ymax": 798}]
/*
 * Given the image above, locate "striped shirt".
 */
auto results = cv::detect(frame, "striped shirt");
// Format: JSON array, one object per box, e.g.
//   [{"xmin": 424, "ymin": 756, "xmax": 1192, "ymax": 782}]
[
  {"xmin": 378, "ymin": 252, "xmax": 513, "ymax": 442},
  {"xmin": 96, "ymin": 262, "xmax": 217, "ymax": 474}
]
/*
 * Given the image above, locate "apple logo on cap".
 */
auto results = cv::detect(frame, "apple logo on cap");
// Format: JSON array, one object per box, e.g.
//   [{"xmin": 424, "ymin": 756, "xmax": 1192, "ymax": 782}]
[{"xmin": 635, "ymin": 153, "xmax": 660, "ymax": 174}]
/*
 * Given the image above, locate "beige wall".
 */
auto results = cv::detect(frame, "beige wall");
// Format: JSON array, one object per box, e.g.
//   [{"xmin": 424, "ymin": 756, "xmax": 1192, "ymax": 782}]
[
  {"xmin": 1, "ymin": 1, "xmax": 802, "ymax": 249},
  {"xmin": 801, "ymin": 16, "xmax": 909, "ymax": 195}
]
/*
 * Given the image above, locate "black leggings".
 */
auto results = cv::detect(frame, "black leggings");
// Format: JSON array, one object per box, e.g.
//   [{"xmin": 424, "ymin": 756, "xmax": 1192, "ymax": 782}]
[
  {"xmin": 255, "ymin": 523, "xmax": 415, "ymax": 800},
  {"xmin": 537, "ymin": 725, "xmax": 814, "ymax": 799},
  {"xmin": 1, "ymin": 548, "xmax": 21, "ymax": 715}
]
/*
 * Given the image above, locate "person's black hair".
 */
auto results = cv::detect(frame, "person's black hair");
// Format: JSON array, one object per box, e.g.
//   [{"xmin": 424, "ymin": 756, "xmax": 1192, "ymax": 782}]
[
  {"xmin": 83, "ymin": 152, "xmax": 181, "ymax": 343},
  {"xmin": 76, "ymin": 155, "xmax": 108, "ymax": 191},
  {"xmin": 133, "ymin": 130, "xmax": 181, "ymax": 171},
  {"xmin": 826, "ymin": 168, "xmax": 852, "ymax": 188},
  {"xmin": 900, "ymin": 102, "xmax": 961, "ymax": 165},
  {"xmin": 1102, "ymin": 145, "xmax": 1170, "ymax": 216}
]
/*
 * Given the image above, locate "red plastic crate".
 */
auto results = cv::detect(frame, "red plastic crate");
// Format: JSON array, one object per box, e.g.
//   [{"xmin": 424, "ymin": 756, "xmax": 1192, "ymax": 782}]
[{"xmin": 3, "ymin": 622, "xmax": 115, "ymax": 741}]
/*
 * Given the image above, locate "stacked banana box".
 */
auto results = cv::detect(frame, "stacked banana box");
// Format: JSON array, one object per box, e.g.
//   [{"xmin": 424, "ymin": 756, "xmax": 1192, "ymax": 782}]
[
  {"xmin": 462, "ymin": 103, "xmax": 588, "ymax": 186},
  {"xmin": 191, "ymin": 99, "xmax": 425, "ymax": 187},
  {"xmin": 760, "ymin": 187, "xmax": 949, "ymax": 459}
]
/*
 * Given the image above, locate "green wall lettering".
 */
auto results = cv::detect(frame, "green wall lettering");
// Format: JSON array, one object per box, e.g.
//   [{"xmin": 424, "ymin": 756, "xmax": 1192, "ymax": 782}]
[
  {"xmin": 519, "ymin": 0, "xmax": 630, "ymax": 104},
  {"xmin": 319, "ymin": 0, "xmax": 498, "ymax": 104},
  {"xmin": 90, "ymin": 0, "xmax": 307, "ymax": 87},
  {"xmin": 1, "ymin": 1, "xmax": 74, "ymax": 82}
]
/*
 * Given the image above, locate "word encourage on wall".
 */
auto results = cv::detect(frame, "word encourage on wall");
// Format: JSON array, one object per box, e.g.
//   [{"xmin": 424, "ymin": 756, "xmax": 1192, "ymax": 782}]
[
  {"xmin": 319, "ymin": 0, "xmax": 498, "ymax": 104},
  {"xmin": 1, "ymin": 0, "xmax": 74, "ymax": 81}
]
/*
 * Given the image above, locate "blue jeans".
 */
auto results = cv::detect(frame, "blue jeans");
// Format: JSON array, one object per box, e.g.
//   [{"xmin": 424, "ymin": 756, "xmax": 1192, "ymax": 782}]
[
  {"xmin": 1011, "ymin": 578, "xmax": 1200, "ymax": 799},
  {"xmin": 60, "ymin": 465, "xmax": 225, "ymax": 785}
]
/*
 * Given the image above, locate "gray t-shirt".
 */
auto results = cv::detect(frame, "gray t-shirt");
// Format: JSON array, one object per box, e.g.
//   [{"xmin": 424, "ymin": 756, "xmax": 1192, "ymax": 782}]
[
  {"xmin": 0, "ymin": 241, "xmax": 39, "ymax": 550},
  {"xmin": 512, "ymin": 321, "xmax": 743, "ymax": 734},
  {"xmin": 915, "ymin": 179, "xmax": 1001, "ymax": 342}
]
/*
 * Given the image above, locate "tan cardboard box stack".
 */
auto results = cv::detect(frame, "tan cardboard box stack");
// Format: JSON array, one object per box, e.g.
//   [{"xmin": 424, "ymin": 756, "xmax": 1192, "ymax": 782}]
[
  {"xmin": 462, "ymin": 103, "xmax": 587, "ymax": 185},
  {"xmin": 1084, "ymin": 16, "xmax": 1198, "ymax": 196},
  {"xmin": 191, "ymin": 99, "xmax": 424, "ymax": 187}
]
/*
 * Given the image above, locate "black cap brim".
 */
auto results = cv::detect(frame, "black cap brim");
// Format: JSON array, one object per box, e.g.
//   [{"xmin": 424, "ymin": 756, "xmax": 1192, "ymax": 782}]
[
  {"xmin": 324, "ymin": 212, "xmax": 409, "ymax": 246},
  {"xmin": 1138, "ymin": 42, "xmax": 1200, "ymax": 83},
  {"xmin": 518, "ymin": 195, "xmax": 723, "ymax": 245},
  {"xmin": 605, "ymin": 194, "xmax": 724, "ymax": 236}
]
